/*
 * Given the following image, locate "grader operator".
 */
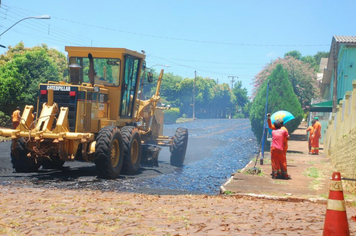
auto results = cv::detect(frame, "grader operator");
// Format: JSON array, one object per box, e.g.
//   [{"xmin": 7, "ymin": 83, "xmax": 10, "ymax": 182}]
[{"xmin": 0, "ymin": 46, "xmax": 188, "ymax": 179}]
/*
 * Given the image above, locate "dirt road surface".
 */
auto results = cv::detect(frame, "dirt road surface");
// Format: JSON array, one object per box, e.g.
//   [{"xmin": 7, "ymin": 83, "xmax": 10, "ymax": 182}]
[
  {"xmin": 2, "ymin": 186, "xmax": 355, "ymax": 235},
  {"xmin": 0, "ymin": 120, "xmax": 355, "ymax": 235}
]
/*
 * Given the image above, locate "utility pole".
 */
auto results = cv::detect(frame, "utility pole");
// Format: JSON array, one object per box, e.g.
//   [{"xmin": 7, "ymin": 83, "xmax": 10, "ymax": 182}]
[
  {"xmin": 228, "ymin": 75, "xmax": 238, "ymax": 90},
  {"xmin": 193, "ymin": 71, "xmax": 196, "ymax": 120}
]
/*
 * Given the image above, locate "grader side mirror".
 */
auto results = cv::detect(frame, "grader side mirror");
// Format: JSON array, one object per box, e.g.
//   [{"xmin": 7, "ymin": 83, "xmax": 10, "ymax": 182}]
[{"xmin": 147, "ymin": 72, "xmax": 153, "ymax": 83}]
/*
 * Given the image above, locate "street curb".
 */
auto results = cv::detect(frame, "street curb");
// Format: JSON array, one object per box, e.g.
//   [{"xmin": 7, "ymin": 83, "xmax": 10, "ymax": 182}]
[
  {"xmin": 230, "ymin": 193, "xmax": 328, "ymax": 204},
  {"xmin": 220, "ymin": 160, "xmax": 253, "ymax": 194}
]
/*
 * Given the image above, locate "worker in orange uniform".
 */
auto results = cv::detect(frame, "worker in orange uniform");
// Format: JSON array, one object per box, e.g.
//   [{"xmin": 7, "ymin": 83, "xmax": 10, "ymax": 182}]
[
  {"xmin": 311, "ymin": 117, "xmax": 321, "ymax": 155},
  {"xmin": 267, "ymin": 113, "xmax": 290, "ymax": 179},
  {"xmin": 306, "ymin": 120, "xmax": 316, "ymax": 154},
  {"xmin": 12, "ymin": 106, "xmax": 21, "ymax": 129}
]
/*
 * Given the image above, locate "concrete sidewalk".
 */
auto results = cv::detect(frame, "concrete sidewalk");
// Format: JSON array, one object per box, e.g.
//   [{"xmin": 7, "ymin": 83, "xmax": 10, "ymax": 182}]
[{"xmin": 221, "ymin": 122, "xmax": 341, "ymax": 201}]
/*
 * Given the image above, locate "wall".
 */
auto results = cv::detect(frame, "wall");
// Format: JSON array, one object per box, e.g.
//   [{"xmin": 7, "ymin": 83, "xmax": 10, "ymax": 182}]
[
  {"xmin": 338, "ymin": 46, "xmax": 356, "ymax": 99},
  {"xmin": 324, "ymin": 81, "xmax": 356, "ymax": 191},
  {"xmin": 327, "ymin": 46, "xmax": 356, "ymax": 101}
]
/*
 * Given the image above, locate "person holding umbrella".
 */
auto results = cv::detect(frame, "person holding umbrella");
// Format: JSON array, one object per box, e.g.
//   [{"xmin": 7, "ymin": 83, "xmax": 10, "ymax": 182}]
[
  {"xmin": 267, "ymin": 117, "xmax": 290, "ymax": 179},
  {"xmin": 267, "ymin": 110, "xmax": 294, "ymax": 179}
]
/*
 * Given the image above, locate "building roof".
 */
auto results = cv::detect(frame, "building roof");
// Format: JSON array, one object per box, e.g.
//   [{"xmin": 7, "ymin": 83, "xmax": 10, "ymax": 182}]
[
  {"xmin": 333, "ymin": 35, "xmax": 356, "ymax": 43},
  {"xmin": 321, "ymin": 36, "xmax": 356, "ymax": 96}
]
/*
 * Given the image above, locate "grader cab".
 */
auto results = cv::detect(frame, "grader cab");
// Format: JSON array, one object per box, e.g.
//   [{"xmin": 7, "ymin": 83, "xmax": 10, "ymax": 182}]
[{"xmin": 0, "ymin": 46, "xmax": 188, "ymax": 178}]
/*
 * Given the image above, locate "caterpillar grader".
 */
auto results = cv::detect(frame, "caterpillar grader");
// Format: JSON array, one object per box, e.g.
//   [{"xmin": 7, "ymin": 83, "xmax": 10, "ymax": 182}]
[{"xmin": 0, "ymin": 46, "xmax": 188, "ymax": 178}]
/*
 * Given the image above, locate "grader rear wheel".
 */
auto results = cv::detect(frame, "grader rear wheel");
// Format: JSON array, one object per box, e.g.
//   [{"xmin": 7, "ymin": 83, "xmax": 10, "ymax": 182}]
[
  {"xmin": 95, "ymin": 126, "xmax": 124, "ymax": 179},
  {"xmin": 170, "ymin": 127, "xmax": 188, "ymax": 167},
  {"xmin": 11, "ymin": 138, "xmax": 40, "ymax": 172},
  {"xmin": 121, "ymin": 126, "xmax": 142, "ymax": 174}
]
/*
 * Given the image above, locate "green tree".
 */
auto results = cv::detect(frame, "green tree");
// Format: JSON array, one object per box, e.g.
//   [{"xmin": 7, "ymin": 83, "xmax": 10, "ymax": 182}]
[
  {"xmin": 301, "ymin": 55, "xmax": 315, "ymax": 68},
  {"xmin": 195, "ymin": 77, "xmax": 216, "ymax": 118},
  {"xmin": 253, "ymin": 56, "xmax": 319, "ymax": 109},
  {"xmin": 250, "ymin": 64, "xmax": 303, "ymax": 142},
  {"xmin": 313, "ymin": 51, "xmax": 329, "ymax": 71},
  {"xmin": 0, "ymin": 45, "xmax": 62, "ymax": 114},
  {"xmin": 284, "ymin": 50, "xmax": 301, "ymax": 60},
  {"xmin": 232, "ymin": 81, "xmax": 250, "ymax": 117}
]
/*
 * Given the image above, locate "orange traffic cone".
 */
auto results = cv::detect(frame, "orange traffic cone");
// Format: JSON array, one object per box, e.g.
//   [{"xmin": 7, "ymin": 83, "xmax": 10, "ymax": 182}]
[{"xmin": 323, "ymin": 172, "xmax": 350, "ymax": 236}]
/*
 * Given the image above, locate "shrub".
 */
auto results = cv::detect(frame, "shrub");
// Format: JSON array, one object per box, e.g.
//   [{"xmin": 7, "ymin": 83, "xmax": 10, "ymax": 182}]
[
  {"xmin": 0, "ymin": 111, "xmax": 11, "ymax": 127},
  {"xmin": 164, "ymin": 108, "xmax": 180, "ymax": 123}
]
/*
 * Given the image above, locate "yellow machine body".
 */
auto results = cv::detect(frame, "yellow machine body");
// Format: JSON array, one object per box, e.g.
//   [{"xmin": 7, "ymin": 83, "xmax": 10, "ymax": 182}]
[{"xmin": 0, "ymin": 46, "xmax": 186, "ymax": 178}]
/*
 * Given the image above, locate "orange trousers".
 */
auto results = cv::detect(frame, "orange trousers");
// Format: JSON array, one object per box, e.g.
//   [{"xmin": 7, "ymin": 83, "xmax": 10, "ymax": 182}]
[
  {"xmin": 310, "ymin": 136, "xmax": 319, "ymax": 154},
  {"xmin": 271, "ymin": 147, "xmax": 288, "ymax": 178}
]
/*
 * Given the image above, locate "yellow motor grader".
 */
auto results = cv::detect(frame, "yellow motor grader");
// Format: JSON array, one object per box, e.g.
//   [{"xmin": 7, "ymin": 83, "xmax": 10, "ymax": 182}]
[{"xmin": 0, "ymin": 46, "xmax": 188, "ymax": 178}]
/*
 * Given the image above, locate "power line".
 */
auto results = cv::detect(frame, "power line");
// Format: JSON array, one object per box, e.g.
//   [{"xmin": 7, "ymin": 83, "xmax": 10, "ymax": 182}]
[
  {"xmin": 2, "ymin": 3, "xmax": 331, "ymax": 48},
  {"xmin": 147, "ymin": 54, "xmax": 255, "ymax": 79}
]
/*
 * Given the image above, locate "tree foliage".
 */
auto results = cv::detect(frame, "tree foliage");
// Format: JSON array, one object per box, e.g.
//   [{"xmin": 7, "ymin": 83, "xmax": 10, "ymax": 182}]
[
  {"xmin": 0, "ymin": 43, "xmax": 66, "ymax": 114},
  {"xmin": 250, "ymin": 64, "xmax": 303, "ymax": 142},
  {"xmin": 253, "ymin": 56, "xmax": 319, "ymax": 109},
  {"xmin": 142, "ymin": 71, "xmax": 248, "ymax": 119},
  {"xmin": 232, "ymin": 81, "xmax": 250, "ymax": 117},
  {"xmin": 284, "ymin": 50, "xmax": 301, "ymax": 60},
  {"xmin": 254, "ymin": 50, "xmax": 329, "ymax": 109}
]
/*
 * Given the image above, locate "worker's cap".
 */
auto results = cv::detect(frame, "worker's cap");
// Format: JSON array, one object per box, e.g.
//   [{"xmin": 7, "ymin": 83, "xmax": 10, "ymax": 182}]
[
  {"xmin": 273, "ymin": 120, "xmax": 282, "ymax": 128},
  {"xmin": 314, "ymin": 117, "xmax": 319, "ymax": 120},
  {"xmin": 276, "ymin": 118, "xmax": 284, "ymax": 125}
]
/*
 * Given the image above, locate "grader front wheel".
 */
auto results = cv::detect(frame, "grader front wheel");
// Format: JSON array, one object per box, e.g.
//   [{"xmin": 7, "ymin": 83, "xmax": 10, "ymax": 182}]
[
  {"xmin": 170, "ymin": 127, "xmax": 188, "ymax": 167},
  {"xmin": 95, "ymin": 126, "xmax": 124, "ymax": 179},
  {"xmin": 11, "ymin": 138, "xmax": 40, "ymax": 172}
]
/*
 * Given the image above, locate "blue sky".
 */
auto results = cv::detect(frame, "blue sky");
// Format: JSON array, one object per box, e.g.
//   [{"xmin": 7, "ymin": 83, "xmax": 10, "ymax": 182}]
[{"xmin": 1, "ymin": 0, "xmax": 355, "ymax": 96}]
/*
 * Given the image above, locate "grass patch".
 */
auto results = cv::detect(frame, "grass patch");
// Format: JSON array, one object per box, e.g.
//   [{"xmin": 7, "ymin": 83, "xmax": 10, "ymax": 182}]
[
  {"xmin": 273, "ymin": 180, "xmax": 288, "ymax": 185},
  {"xmin": 176, "ymin": 118, "xmax": 194, "ymax": 123},
  {"xmin": 0, "ymin": 136, "xmax": 11, "ymax": 141},
  {"xmin": 309, "ymin": 179, "xmax": 321, "ymax": 190},
  {"xmin": 224, "ymin": 190, "xmax": 233, "ymax": 195},
  {"xmin": 304, "ymin": 167, "xmax": 325, "ymax": 190},
  {"xmin": 304, "ymin": 167, "xmax": 320, "ymax": 178},
  {"xmin": 244, "ymin": 167, "xmax": 261, "ymax": 175}
]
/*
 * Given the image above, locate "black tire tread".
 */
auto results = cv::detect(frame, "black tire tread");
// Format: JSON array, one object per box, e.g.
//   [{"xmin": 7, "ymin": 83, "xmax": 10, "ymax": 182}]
[
  {"xmin": 170, "ymin": 127, "xmax": 188, "ymax": 167},
  {"xmin": 121, "ymin": 126, "xmax": 142, "ymax": 174},
  {"xmin": 95, "ymin": 126, "xmax": 124, "ymax": 179},
  {"xmin": 11, "ymin": 138, "xmax": 40, "ymax": 172}
]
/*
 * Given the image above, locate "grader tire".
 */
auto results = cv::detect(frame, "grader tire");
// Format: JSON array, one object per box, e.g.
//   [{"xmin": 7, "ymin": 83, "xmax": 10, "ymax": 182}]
[
  {"xmin": 11, "ymin": 138, "xmax": 40, "ymax": 172},
  {"xmin": 95, "ymin": 126, "xmax": 124, "ymax": 179},
  {"xmin": 170, "ymin": 127, "xmax": 188, "ymax": 167},
  {"xmin": 121, "ymin": 126, "xmax": 142, "ymax": 174}
]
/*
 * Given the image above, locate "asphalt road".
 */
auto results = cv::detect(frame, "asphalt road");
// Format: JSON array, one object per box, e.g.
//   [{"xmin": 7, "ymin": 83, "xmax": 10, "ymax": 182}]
[{"xmin": 0, "ymin": 119, "xmax": 258, "ymax": 195}]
